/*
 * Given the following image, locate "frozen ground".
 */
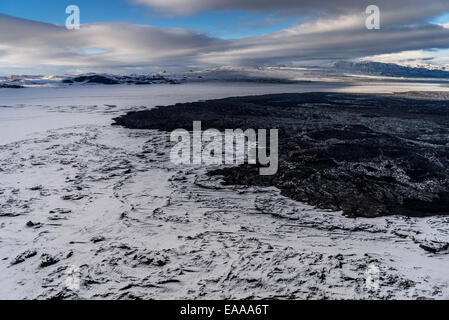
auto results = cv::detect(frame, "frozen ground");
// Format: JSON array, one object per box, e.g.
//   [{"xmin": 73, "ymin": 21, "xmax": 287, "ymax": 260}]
[{"xmin": 1, "ymin": 80, "xmax": 449, "ymax": 299}]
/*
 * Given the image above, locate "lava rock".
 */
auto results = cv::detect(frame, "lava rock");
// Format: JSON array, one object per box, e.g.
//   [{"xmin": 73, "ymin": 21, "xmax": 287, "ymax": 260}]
[
  {"xmin": 113, "ymin": 93, "xmax": 449, "ymax": 218},
  {"xmin": 39, "ymin": 253, "xmax": 60, "ymax": 268},
  {"xmin": 11, "ymin": 250, "xmax": 37, "ymax": 265},
  {"xmin": 0, "ymin": 84, "xmax": 24, "ymax": 89}
]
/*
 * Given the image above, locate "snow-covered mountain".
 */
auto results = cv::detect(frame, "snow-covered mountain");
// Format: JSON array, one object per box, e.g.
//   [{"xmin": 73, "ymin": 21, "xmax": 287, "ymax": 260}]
[
  {"xmin": 0, "ymin": 73, "xmax": 180, "ymax": 88},
  {"xmin": 61, "ymin": 73, "xmax": 180, "ymax": 85},
  {"xmin": 334, "ymin": 61, "xmax": 449, "ymax": 79}
]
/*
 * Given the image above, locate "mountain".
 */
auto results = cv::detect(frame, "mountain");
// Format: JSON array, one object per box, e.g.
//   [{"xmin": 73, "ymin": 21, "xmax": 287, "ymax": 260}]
[
  {"xmin": 334, "ymin": 61, "xmax": 449, "ymax": 79},
  {"xmin": 62, "ymin": 73, "xmax": 180, "ymax": 85}
]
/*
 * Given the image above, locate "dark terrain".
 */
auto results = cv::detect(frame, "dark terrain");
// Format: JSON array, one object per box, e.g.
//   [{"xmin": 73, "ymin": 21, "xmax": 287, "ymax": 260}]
[
  {"xmin": 62, "ymin": 74, "xmax": 179, "ymax": 85},
  {"xmin": 113, "ymin": 93, "xmax": 449, "ymax": 218}
]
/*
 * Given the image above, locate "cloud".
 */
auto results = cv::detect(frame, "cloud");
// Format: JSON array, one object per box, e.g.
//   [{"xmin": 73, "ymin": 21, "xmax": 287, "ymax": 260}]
[
  {"xmin": 237, "ymin": 17, "xmax": 288, "ymax": 29},
  {"xmin": 1, "ymin": 8, "xmax": 449, "ymax": 74},
  {"xmin": 359, "ymin": 49, "xmax": 449, "ymax": 67},
  {"xmin": 0, "ymin": 14, "xmax": 225, "ymax": 73},
  {"xmin": 198, "ymin": 14, "xmax": 449, "ymax": 66},
  {"xmin": 131, "ymin": 0, "xmax": 448, "ymax": 23},
  {"xmin": 359, "ymin": 51, "xmax": 436, "ymax": 65}
]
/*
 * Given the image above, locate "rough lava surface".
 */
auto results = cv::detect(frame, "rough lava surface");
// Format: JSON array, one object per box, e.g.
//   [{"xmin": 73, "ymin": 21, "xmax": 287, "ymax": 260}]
[{"xmin": 114, "ymin": 93, "xmax": 449, "ymax": 218}]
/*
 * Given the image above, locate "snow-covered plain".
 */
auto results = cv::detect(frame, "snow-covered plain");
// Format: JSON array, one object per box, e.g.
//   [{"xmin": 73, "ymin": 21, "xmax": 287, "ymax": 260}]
[{"xmin": 1, "ymin": 74, "xmax": 449, "ymax": 299}]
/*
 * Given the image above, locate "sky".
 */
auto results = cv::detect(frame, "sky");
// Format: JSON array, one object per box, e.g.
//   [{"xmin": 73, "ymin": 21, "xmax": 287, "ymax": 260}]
[
  {"xmin": 0, "ymin": 0, "xmax": 298, "ymax": 39},
  {"xmin": 0, "ymin": 0, "xmax": 448, "ymax": 74}
]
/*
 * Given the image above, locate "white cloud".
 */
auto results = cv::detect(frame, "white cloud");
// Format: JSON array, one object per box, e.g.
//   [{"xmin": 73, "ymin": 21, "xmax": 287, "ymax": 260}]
[{"xmin": 359, "ymin": 51, "xmax": 435, "ymax": 65}]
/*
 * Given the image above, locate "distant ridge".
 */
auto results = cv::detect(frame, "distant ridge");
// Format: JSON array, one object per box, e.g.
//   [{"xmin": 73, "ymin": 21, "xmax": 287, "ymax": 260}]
[
  {"xmin": 334, "ymin": 61, "xmax": 449, "ymax": 79},
  {"xmin": 2, "ymin": 62, "xmax": 449, "ymax": 89}
]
